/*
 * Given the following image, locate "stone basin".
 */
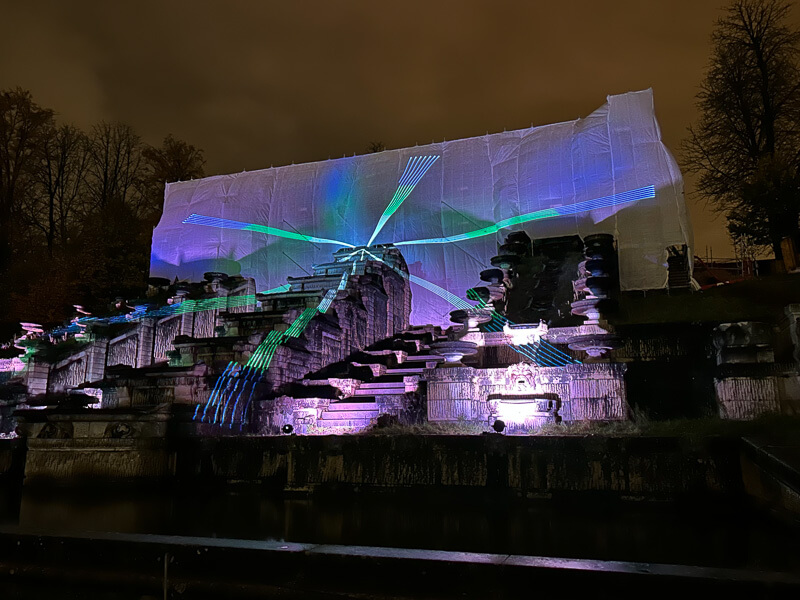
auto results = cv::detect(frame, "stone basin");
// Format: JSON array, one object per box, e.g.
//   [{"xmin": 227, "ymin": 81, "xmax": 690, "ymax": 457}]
[
  {"xmin": 480, "ymin": 268, "xmax": 506, "ymax": 284},
  {"xmin": 490, "ymin": 254, "xmax": 521, "ymax": 269},
  {"xmin": 431, "ymin": 340, "xmax": 478, "ymax": 364}
]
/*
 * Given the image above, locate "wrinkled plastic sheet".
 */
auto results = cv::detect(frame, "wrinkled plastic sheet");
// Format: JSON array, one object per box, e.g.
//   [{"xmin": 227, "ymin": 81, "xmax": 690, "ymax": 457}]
[{"xmin": 151, "ymin": 89, "xmax": 691, "ymax": 326}]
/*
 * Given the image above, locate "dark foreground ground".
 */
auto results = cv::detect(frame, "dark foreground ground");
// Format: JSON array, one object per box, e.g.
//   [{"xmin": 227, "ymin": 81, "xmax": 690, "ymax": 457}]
[
  {"xmin": 1, "ymin": 431, "xmax": 799, "ymax": 598},
  {"xmin": 1, "ymin": 527, "xmax": 799, "ymax": 600}
]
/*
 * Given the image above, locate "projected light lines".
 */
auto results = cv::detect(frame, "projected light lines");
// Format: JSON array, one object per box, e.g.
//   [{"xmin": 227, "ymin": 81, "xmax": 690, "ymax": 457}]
[
  {"xmin": 363, "ymin": 249, "xmax": 577, "ymax": 368},
  {"xmin": 182, "ymin": 171, "xmax": 652, "ymax": 255},
  {"xmin": 183, "ymin": 156, "xmax": 441, "ymax": 249},
  {"xmin": 182, "ymin": 214, "xmax": 354, "ymax": 247},
  {"xmin": 182, "ymin": 158, "xmax": 653, "ymax": 427},
  {"xmin": 465, "ymin": 288, "xmax": 579, "ymax": 367},
  {"xmin": 367, "ymin": 155, "xmax": 439, "ymax": 246},
  {"xmin": 196, "ymin": 272, "xmax": 349, "ymax": 427},
  {"xmin": 395, "ymin": 185, "xmax": 656, "ymax": 246},
  {"xmin": 50, "ymin": 284, "xmax": 293, "ymax": 336}
]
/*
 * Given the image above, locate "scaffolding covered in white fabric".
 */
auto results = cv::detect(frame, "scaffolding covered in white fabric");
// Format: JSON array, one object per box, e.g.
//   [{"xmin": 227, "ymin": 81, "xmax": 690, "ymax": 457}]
[{"xmin": 150, "ymin": 89, "xmax": 691, "ymax": 326}]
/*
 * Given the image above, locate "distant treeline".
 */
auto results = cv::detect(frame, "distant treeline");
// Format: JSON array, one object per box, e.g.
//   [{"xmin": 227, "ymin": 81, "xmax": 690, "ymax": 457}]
[{"xmin": 0, "ymin": 87, "xmax": 206, "ymax": 337}]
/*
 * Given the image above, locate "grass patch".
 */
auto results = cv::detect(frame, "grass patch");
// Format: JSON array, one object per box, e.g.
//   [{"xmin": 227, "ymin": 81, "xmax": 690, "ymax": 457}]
[
  {"xmin": 362, "ymin": 419, "xmax": 492, "ymax": 436},
  {"xmin": 361, "ymin": 413, "xmax": 800, "ymax": 438}
]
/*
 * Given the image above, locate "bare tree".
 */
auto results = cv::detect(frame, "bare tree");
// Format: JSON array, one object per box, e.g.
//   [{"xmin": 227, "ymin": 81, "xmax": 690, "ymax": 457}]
[
  {"xmin": 142, "ymin": 134, "xmax": 205, "ymax": 184},
  {"xmin": 84, "ymin": 122, "xmax": 145, "ymax": 217},
  {"xmin": 0, "ymin": 88, "xmax": 55, "ymax": 266},
  {"xmin": 21, "ymin": 125, "xmax": 89, "ymax": 256},
  {"xmin": 141, "ymin": 134, "xmax": 205, "ymax": 226},
  {"xmin": 683, "ymin": 0, "xmax": 800, "ymax": 258}
]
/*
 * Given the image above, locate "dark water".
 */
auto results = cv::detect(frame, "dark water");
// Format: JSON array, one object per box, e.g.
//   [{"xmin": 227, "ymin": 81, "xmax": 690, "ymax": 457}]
[{"xmin": 2, "ymin": 485, "xmax": 799, "ymax": 572}]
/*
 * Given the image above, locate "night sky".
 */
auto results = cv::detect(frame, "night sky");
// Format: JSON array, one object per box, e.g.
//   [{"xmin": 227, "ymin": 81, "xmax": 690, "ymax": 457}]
[{"xmin": 4, "ymin": 0, "xmax": 798, "ymax": 257}]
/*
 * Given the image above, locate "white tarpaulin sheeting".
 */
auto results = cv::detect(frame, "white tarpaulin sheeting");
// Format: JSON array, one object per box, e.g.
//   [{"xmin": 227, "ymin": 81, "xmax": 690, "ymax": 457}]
[{"xmin": 151, "ymin": 89, "xmax": 691, "ymax": 326}]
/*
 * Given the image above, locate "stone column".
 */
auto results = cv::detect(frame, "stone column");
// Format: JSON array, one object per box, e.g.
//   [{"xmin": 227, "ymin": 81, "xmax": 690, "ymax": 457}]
[
  {"xmin": 85, "ymin": 339, "xmax": 109, "ymax": 383},
  {"xmin": 25, "ymin": 358, "xmax": 51, "ymax": 397},
  {"xmin": 136, "ymin": 320, "xmax": 156, "ymax": 368}
]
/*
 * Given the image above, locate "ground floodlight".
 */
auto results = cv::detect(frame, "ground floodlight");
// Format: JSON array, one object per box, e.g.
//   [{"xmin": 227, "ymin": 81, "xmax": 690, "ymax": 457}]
[
  {"xmin": 492, "ymin": 419, "xmax": 506, "ymax": 433},
  {"xmin": 282, "ymin": 424, "xmax": 294, "ymax": 435}
]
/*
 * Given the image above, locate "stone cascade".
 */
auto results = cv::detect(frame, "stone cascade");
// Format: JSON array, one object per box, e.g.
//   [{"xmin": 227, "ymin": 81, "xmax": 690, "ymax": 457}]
[
  {"xmin": 23, "ymin": 274, "xmax": 257, "ymax": 399},
  {"xmin": 421, "ymin": 231, "xmax": 631, "ymax": 430},
  {"xmin": 258, "ymin": 332, "xmax": 442, "ymax": 434},
  {"xmin": 196, "ymin": 247, "xmax": 413, "ymax": 429},
  {"xmin": 15, "ymin": 246, "xmax": 415, "ymax": 438}
]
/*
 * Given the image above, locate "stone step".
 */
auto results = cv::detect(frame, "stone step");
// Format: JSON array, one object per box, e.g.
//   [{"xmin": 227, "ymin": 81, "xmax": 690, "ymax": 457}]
[
  {"xmin": 327, "ymin": 401, "xmax": 378, "ymax": 411},
  {"xmin": 404, "ymin": 355, "xmax": 444, "ymax": 363},
  {"xmin": 314, "ymin": 418, "xmax": 373, "ymax": 428},
  {"xmin": 354, "ymin": 388, "xmax": 403, "ymax": 396},
  {"xmin": 385, "ymin": 368, "xmax": 424, "ymax": 375},
  {"xmin": 319, "ymin": 410, "xmax": 379, "ymax": 420},
  {"xmin": 359, "ymin": 381, "xmax": 404, "ymax": 389}
]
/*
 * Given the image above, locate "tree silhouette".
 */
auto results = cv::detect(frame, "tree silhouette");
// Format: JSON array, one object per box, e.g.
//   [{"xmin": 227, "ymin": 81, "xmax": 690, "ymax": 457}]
[
  {"xmin": 141, "ymin": 134, "xmax": 205, "ymax": 227},
  {"xmin": 22, "ymin": 125, "xmax": 88, "ymax": 256},
  {"xmin": 0, "ymin": 88, "xmax": 55, "ymax": 269},
  {"xmin": 683, "ymin": 0, "xmax": 800, "ymax": 258},
  {"xmin": 0, "ymin": 87, "xmax": 209, "ymax": 331}
]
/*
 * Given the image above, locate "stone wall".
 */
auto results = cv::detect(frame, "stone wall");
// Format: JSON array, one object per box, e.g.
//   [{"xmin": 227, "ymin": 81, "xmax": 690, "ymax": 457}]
[
  {"xmin": 24, "ymin": 438, "xmax": 172, "ymax": 484},
  {"xmin": 24, "ymin": 278, "xmax": 257, "ymax": 397},
  {"xmin": 714, "ymin": 364, "xmax": 800, "ymax": 419},
  {"xmin": 48, "ymin": 354, "xmax": 87, "ymax": 392},
  {"xmin": 107, "ymin": 334, "xmax": 138, "ymax": 368},
  {"xmin": 103, "ymin": 366, "xmax": 211, "ymax": 409},
  {"xmin": 17, "ymin": 410, "xmax": 174, "ymax": 484},
  {"xmin": 255, "ymin": 397, "xmax": 332, "ymax": 435},
  {"xmin": 426, "ymin": 363, "xmax": 628, "ymax": 426},
  {"xmin": 175, "ymin": 435, "xmax": 741, "ymax": 501}
]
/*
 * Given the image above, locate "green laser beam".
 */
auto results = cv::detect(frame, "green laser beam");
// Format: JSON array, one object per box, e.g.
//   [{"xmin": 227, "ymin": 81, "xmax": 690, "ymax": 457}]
[{"xmin": 183, "ymin": 214, "xmax": 354, "ymax": 247}]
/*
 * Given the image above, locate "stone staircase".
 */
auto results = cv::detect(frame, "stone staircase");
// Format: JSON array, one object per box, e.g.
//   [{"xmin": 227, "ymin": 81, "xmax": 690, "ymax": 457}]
[
  {"xmin": 316, "ymin": 400, "xmax": 379, "ymax": 432},
  {"xmin": 312, "ymin": 353, "xmax": 436, "ymax": 433},
  {"xmin": 353, "ymin": 379, "xmax": 405, "ymax": 396}
]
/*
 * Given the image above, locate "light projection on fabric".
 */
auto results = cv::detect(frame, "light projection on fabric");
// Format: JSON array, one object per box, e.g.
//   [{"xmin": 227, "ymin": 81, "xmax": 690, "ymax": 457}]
[
  {"xmin": 362, "ymin": 249, "xmax": 468, "ymax": 308},
  {"xmin": 181, "ymin": 178, "xmax": 652, "ymax": 254},
  {"xmin": 154, "ymin": 90, "xmax": 691, "ymax": 327},
  {"xmin": 395, "ymin": 186, "xmax": 656, "ymax": 247},
  {"xmin": 367, "ymin": 155, "xmax": 439, "ymax": 246},
  {"xmin": 183, "ymin": 156, "xmax": 441, "ymax": 249},
  {"xmin": 182, "ymin": 214, "xmax": 354, "ymax": 247}
]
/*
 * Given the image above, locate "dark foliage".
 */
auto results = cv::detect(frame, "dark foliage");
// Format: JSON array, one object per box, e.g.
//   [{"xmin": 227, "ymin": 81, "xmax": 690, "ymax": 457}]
[
  {"xmin": 0, "ymin": 87, "xmax": 206, "ymax": 335},
  {"xmin": 683, "ymin": 0, "xmax": 800, "ymax": 258}
]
